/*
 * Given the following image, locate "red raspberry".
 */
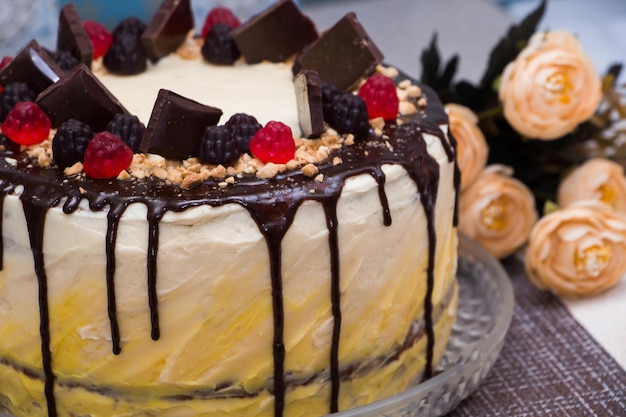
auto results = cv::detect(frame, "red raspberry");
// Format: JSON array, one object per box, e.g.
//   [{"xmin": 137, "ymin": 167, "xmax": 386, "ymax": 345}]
[
  {"xmin": 83, "ymin": 131, "xmax": 133, "ymax": 179},
  {"xmin": 357, "ymin": 73, "xmax": 399, "ymax": 121},
  {"xmin": 0, "ymin": 56, "xmax": 12, "ymax": 71},
  {"xmin": 201, "ymin": 7, "xmax": 240, "ymax": 39},
  {"xmin": 83, "ymin": 20, "xmax": 113, "ymax": 59},
  {"xmin": 1, "ymin": 101, "xmax": 51, "ymax": 146},
  {"xmin": 249, "ymin": 121, "xmax": 295, "ymax": 164},
  {"xmin": 0, "ymin": 56, "xmax": 12, "ymax": 92}
]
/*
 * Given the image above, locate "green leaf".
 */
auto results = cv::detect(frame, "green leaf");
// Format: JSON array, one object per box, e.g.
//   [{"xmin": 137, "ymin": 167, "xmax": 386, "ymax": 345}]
[
  {"xmin": 543, "ymin": 200, "xmax": 559, "ymax": 216},
  {"xmin": 420, "ymin": 33, "xmax": 442, "ymax": 88},
  {"xmin": 419, "ymin": 33, "xmax": 460, "ymax": 103}
]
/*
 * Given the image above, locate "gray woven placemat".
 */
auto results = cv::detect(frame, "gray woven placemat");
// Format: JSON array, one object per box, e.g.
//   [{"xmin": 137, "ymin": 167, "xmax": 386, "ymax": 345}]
[{"xmin": 448, "ymin": 256, "xmax": 626, "ymax": 416}]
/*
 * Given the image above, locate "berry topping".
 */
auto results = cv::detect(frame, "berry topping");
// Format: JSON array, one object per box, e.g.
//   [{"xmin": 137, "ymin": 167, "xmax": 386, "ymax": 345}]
[
  {"xmin": 112, "ymin": 16, "xmax": 147, "ymax": 38},
  {"xmin": 201, "ymin": 6, "xmax": 240, "ymax": 39},
  {"xmin": 83, "ymin": 131, "xmax": 133, "ymax": 179},
  {"xmin": 0, "ymin": 56, "xmax": 12, "ymax": 71},
  {"xmin": 106, "ymin": 113, "xmax": 145, "ymax": 152},
  {"xmin": 201, "ymin": 24, "xmax": 240, "ymax": 66},
  {"xmin": 198, "ymin": 125, "xmax": 240, "ymax": 165},
  {"xmin": 103, "ymin": 17, "xmax": 147, "ymax": 75},
  {"xmin": 1, "ymin": 101, "xmax": 51, "ymax": 146},
  {"xmin": 49, "ymin": 50, "xmax": 80, "ymax": 73},
  {"xmin": 357, "ymin": 73, "xmax": 399, "ymax": 121},
  {"xmin": 83, "ymin": 20, "xmax": 113, "ymax": 59},
  {"xmin": 321, "ymin": 81, "xmax": 344, "ymax": 120},
  {"xmin": 52, "ymin": 119, "xmax": 94, "ymax": 169},
  {"xmin": 225, "ymin": 112, "xmax": 262, "ymax": 153},
  {"xmin": 249, "ymin": 121, "xmax": 296, "ymax": 164},
  {"xmin": 0, "ymin": 82, "xmax": 36, "ymax": 122},
  {"xmin": 326, "ymin": 93, "xmax": 370, "ymax": 138}
]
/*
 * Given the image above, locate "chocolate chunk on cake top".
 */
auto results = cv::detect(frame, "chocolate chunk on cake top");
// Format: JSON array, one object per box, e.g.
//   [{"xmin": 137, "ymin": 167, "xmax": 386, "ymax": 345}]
[
  {"xmin": 296, "ymin": 13, "xmax": 383, "ymax": 91},
  {"xmin": 232, "ymin": 0, "xmax": 318, "ymax": 64},
  {"xmin": 294, "ymin": 70, "xmax": 324, "ymax": 138},
  {"xmin": 140, "ymin": 89, "xmax": 223, "ymax": 161},
  {"xmin": 36, "ymin": 64, "xmax": 129, "ymax": 131},
  {"xmin": 141, "ymin": 0, "xmax": 195, "ymax": 63},
  {"xmin": 57, "ymin": 3, "xmax": 94, "ymax": 67},
  {"xmin": 0, "ymin": 40, "xmax": 64, "ymax": 94}
]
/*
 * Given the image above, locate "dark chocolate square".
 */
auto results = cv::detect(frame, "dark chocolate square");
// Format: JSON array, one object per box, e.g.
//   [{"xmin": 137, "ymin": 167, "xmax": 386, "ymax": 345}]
[
  {"xmin": 0, "ymin": 40, "xmax": 64, "ymax": 94},
  {"xmin": 139, "ymin": 89, "xmax": 223, "ymax": 160},
  {"xmin": 141, "ymin": 0, "xmax": 194, "ymax": 63},
  {"xmin": 57, "ymin": 3, "xmax": 94, "ymax": 67},
  {"xmin": 36, "ymin": 64, "xmax": 128, "ymax": 131},
  {"xmin": 232, "ymin": 0, "xmax": 318, "ymax": 64},
  {"xmin": 294, "ymin": 70, "xmax": 324, "ymax": 138},
  {"xmin": 296, "ymin": 13, "xmax": 384, "ymax": 91}
]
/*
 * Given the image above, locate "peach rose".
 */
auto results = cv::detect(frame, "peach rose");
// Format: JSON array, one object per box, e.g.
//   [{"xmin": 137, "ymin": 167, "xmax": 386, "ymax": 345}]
[
  {"xmin": 459, "ymin": 165, "xmax": 537, "ymax": 259},
  {"xmin": 445, "ymin": 103, "xmax": 489, "ymax": 191},
  {"xmin": 557, "ymin": 158, "xmax": 626, "ymax": 213},
  {"xmin": 525, "ymin": 201, "xmax": 626, "ymax": 297},
  {"xmin": 499, "ymin": 30, "xmax": 602, "ymax": 140}
]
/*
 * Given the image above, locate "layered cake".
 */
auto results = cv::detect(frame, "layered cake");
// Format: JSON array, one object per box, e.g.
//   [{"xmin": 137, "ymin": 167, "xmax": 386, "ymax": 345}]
[{"xmin": 0, "ymin": 1, "xmax": 459, "ymax": 416}]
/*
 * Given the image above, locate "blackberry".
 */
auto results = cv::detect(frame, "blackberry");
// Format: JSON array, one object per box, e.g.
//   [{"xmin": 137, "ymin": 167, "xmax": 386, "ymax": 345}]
[
  {"xmin": 225, "ymin": 113, "xmax": 261, "ymax": 153},
  {"xmin": 198, "ymin": 125, "xmax": 240, "ymax": 165},
  {"xmin": 50, "ymin": 50, "xmax": 80, "ymax": 73},
  {"xmin": 327, "ymin": 93, "xmax": 370, "ymax": 138},
  {"xmin": 321, "ymin": 82, "xmax": 344, "ymax": 121},
  {"xmin": 0, "ymin": 82, "xmax": 36, "ymax": 122},
  {"xmin": 112, "ymin": 17, "xmax": 147, "ymax": 38},
  {"xmin": 201, "ymin": 24, "xmax": 240, "ymax": 66},
  {"xmin": 52, "ymin": 119, "xmax": 94, "ymax": 169},
  {"xmin": 106, "ymin": 113, "xmax": 145, "ymax": 152},
  {"xmin": 103, "ymin": 17, "xmax": 147, "ymax": 75}
]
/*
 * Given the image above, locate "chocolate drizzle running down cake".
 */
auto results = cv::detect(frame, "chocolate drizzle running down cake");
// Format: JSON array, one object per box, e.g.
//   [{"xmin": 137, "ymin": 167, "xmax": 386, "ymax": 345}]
[{"xmin": 0, "ymin": 1, "xmax": 460, "ymax": 417}]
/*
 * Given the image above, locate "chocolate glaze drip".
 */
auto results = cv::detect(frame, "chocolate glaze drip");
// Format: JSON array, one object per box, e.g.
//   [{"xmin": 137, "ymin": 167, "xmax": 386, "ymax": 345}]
[
  {"xmin": 324, "ymin": 197, "xmax": 342, "ymax": 412},
  {"xmin": 0, "ymin": 82, "xmax": 455, "ymax": 417},
  {"xmin": 21, "ymin": 200, "xmax": 57, "ymax": 417},
  {"xmin": 106, "ymin": 205, "xmax": 127, "ymax": 355},
  {"xmin": 244, "ymin": 201, "xmax": 301, "ymax": 417},
  {"xmin": 147, "ymin": 211, "xmax": 163, "ymax": 341}
]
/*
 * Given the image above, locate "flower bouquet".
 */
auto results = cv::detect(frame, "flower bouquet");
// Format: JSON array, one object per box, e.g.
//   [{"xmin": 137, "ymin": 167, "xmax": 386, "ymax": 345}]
[{"xmin": 422, "ymin": 0, "xmax": 626, "ymax": 297}]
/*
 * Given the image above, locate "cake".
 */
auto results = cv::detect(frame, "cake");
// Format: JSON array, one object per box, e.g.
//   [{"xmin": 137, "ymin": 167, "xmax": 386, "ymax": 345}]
[{"xmin": 0, "ymin": 1, "xmax": 459, "ymax": 416}]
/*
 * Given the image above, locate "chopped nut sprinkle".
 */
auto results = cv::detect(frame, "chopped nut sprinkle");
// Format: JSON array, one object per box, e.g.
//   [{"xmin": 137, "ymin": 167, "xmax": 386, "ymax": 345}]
[{"xmin": 7, "ymin": 58, "xmax": 432, "ymax": 186}]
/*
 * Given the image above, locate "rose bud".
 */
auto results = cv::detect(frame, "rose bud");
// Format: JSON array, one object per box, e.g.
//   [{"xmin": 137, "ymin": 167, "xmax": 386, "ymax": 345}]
[
  {"xmin": 557, "ymin": 158, "xmax": 626, "ymax": 214},
  {"xmin": 525, "ymin": 200, "xmax": 626, "ymax": 297},
  {"xmin": 499, "ymin": 30, "xmax": 602, "ymax": 140},
  {"xmin": 459, "ymin": 164, "xmax": 537, "ymax": 259},
  {"xmin": 445, "ymin": 103, "xmax": 489, "ymax": 191}
]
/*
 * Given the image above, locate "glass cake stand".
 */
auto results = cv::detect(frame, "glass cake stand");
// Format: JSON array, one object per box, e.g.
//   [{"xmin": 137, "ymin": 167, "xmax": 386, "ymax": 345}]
[
  {"xmin": 0, "ymin": 235, "xmax": 514, "ymax": 417},
  {"xmin": 328, "ymin": 233, "xmax": 515, "ymax": 417}
]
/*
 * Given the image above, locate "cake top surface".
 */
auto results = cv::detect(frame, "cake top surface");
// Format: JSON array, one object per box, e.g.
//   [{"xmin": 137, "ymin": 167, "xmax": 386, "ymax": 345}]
[{"xmin": 0, "ymin": 0, "xmax": 452, "ymax": 214}]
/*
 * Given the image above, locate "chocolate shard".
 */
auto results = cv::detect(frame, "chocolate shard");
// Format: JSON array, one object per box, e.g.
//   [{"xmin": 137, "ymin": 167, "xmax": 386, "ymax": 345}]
[
  {"xmin": 294, "ymin": 70, "xmax": 324, "ymax": 138},
  {"xmin": 36, "ymin": 64, "xmax": 129, "ymax": 131},
  {"xmin": 141, "ymin": 0, "xmax": 194, "ymax": 63},
  {"xmin": 140, "ymin": 89, "xmax": 223, "ymax": 160},
  {"xmin": 296, "ymin": 13, "xmax": 384, "ymax": 91},
  {"xmin": 0, "ymin": 39, "xmax": 64, "ymax": 94},
  {"xmin": 231, "ymin": 0, "xmax": 318, "ymax": 64},
  {"xmin": 57, "ymin": 3, "xmax": 94, "ymax": 67}
]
